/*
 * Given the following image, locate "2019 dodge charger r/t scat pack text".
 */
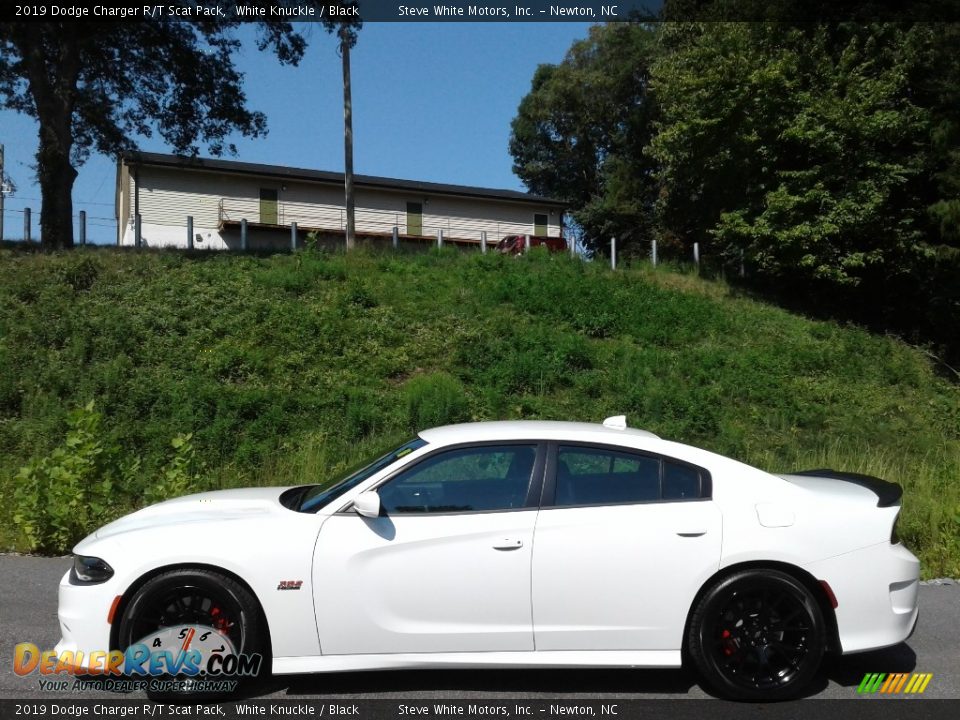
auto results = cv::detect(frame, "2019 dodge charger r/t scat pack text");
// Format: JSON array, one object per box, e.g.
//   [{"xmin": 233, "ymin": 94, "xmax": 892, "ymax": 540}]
[{"xmin": 56, "ymin": 417, "xmax": 919, "ymax": 700}]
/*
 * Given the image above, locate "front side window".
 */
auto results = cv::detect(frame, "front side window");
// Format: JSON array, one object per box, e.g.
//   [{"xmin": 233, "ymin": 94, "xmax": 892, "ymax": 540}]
[
  {"xmin": 378, "ymin": 444, "xmax": 538, "ymax": 514},
  {"xmin": 554, "ymin": 445, "xmax": 707, "ymax": 506},
  {"xmin": 298, "ymin": 438, "xmax": 427, "ymax": 512}
]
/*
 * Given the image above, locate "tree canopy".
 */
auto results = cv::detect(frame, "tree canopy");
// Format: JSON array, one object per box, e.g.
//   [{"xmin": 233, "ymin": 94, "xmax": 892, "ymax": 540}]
[
  {"xmin": 0, "ymin": 4, "xmax": 359, "ymax": 248},
  {"xmin": 509, "ymin": 24, "xmax": 659, "ymax": 256},
  {"xmin": 509, "ymin": 19, "xmax": 960, "ymax": 358}
]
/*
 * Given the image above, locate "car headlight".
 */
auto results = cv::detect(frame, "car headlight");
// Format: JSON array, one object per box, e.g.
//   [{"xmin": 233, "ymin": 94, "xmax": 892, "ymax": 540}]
[{"xmin": 72, "ymin": 555, "xmax": 114, "ymax": 584}]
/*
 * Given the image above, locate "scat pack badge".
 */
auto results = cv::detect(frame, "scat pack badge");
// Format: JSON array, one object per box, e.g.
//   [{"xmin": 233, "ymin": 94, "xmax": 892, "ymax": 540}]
[{"xmin": 277, "ymin": 580, "xmax": 303, "ymax": 591}]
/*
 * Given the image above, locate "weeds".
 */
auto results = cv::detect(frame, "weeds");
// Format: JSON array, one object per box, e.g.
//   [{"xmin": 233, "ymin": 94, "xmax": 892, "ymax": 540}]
[{"xmin": 0, "ymin": 246, "xmax": 957, "ymax": 574}]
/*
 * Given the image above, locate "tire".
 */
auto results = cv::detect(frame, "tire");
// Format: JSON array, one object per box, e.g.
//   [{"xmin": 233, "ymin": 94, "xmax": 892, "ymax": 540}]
[
  {"xmin": 116, "ymin": 568, "xmax": 267, "ymax": 699},
  {"xmin": 687, "ymin": 569, "xmax": 826, "ymax": 701}
]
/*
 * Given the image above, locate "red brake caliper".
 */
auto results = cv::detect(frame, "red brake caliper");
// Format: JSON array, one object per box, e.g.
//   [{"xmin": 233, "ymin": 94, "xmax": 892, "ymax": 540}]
[
  {"xmin": 721, "ymin": 629, "xmax": 736, "ymax": 656},
  {"xmin": 210, "ymin": 606, "xmax": 230, "ymax": 632}
]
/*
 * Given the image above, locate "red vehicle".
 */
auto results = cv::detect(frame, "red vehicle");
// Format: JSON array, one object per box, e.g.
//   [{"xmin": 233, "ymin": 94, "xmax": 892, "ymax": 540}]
[{"xmin": 496, "ymin": 234, "xmax": 568, "ymax": 255}]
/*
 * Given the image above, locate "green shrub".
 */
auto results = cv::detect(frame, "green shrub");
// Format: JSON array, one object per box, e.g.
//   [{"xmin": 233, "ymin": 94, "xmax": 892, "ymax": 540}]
[
  {"xmin": 1, "ymin": 247, "xmax": 957, "ymax": 574},
  {"xmin": 143, "ymin": 433, "xmax": 207, "ymax": 506},
  {"xmin": 12, "ymin": 402, "xmax": 129, "ymax": 553},
  {"xmin": 404, "ymin": 372, "xmax": 470, "ymax": 431},
  {"xmin": 11, "ymin": 402, "xmax": 209, "ymax": 553}
]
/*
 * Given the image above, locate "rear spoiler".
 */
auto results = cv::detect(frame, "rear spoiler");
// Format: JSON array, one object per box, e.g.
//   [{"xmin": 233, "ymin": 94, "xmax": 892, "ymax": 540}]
[{"xmin": 791, "ymin": 469, "xmax": 903, "ymax": 508}]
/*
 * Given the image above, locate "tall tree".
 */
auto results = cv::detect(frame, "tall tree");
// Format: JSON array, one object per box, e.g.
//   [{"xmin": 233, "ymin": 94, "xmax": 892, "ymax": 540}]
[
  {"xmin": 509, "ymin": 23, "xmax": 658, "ymax": 255},
  {"xmin": 0, "ymin": 3, "xmax": 359, "ymax": 249},
  {"xmin": 649, "ymin": 23, "xmax": 935, "ymax": 284}
]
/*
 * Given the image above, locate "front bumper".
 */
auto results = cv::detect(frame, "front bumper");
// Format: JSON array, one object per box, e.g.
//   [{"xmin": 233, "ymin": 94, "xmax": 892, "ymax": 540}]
[
  {"xmin": 54, "ymin": 569, "xmax": 117, "ymax": 669},
  {"xmin": 804, "ymin": 541, "xmax": 920, "ymax": 654}
]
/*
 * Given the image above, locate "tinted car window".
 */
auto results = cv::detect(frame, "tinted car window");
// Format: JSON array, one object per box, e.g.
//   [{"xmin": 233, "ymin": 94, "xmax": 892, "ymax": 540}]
[
  {"xmin": 556, "ymin": 447, "xmax": 660, "ymax": 506},
  {"xmin": 299, "ymin": 438, "xmax": 427, "ymax": 512},
  {"xmin": 378, "ymin": 445, "xmax": 537, "ymax": 514},
  {"xmin": 663, "ymin": 461, "xmax": 701, "ymax": 500}
]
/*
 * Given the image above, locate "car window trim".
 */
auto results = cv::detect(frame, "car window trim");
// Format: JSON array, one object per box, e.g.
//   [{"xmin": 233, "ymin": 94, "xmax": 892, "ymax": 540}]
[
  {"xmin": 541, "ymin": 440, "xmax": 713, "ymax": 509},
  {"xmin": 336, "ymin": 440, "xmax": 548, "ymax": 516}
]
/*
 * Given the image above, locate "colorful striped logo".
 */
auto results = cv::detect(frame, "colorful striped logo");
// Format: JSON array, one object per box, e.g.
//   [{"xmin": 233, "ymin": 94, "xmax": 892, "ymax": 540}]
[{"xmin": 857, "ymin": 672, "xmax": 933, "ymax": 694}]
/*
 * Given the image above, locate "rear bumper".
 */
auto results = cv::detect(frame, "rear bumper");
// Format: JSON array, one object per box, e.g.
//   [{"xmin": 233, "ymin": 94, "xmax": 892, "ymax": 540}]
[{"xmin": 804, "ymin": 541, "xmax": 919, "ymax": 654}]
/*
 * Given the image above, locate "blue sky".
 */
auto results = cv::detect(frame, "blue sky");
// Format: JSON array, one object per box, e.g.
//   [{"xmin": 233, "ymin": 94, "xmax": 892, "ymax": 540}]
[{"xmin": 0, "ymin": 22, "xmax": 592, "ymax": 244}]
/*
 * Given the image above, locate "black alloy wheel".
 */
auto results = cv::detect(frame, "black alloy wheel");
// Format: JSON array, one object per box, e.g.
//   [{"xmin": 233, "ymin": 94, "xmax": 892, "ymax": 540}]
[
  {"xmin": 688, "ymin": 569, "xmax": 826, "ymax": 701},
  {"xmin": 116, "ymin": 568, "xmax": 265, "ymax": 698}
]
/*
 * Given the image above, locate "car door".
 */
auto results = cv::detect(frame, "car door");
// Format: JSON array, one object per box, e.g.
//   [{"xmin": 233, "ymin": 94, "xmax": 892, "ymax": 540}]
[
  {"xmin": 313, "ymin": 442, "xmax": 544, "ymax": 655},
  {"xmin": 531, "ymin": 443, "xmax": 722, "ymax": 651}
]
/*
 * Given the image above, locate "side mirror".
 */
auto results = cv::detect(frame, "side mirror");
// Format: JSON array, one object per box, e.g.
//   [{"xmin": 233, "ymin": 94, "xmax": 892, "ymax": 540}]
[{"xmin": 353, "ymin": 490, "xmax": 381, "ymax": 519}]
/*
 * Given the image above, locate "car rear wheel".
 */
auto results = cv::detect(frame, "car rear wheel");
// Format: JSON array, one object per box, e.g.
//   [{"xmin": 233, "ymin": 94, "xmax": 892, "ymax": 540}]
[
  {"xmin": 687, "ymin": 569, "xmax": 825, "ymax": 701},
  {"xmin": 116, "ymin": 568, "xmax": 266, "ymax": 699}
]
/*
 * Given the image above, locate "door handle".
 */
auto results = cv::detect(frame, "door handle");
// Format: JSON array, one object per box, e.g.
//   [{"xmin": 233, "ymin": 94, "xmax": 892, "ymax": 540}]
[
  {"xmin": 676, "ymin": 530, "xmax": 707, "ymax": 537},
  {"xmin": 493, "ymin": 538, "xmax": 523, "ymax": 550}
]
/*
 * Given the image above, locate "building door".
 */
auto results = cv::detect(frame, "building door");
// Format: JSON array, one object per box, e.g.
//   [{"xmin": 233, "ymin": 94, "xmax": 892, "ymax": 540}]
[
  {"xmin": 260, "ymin": 188, "xmax": 278, "ymax": 225},
  {"xmin": 534, "ymin": 213, "xmax": 548, "ymax": 236},
  {"xmin": 406, "ymin": 202, "xmax": 423, "ymax": 236}
]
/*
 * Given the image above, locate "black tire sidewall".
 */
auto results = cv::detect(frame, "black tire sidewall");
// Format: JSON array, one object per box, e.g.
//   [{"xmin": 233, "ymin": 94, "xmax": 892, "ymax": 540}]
[
  {"xmin": 688, "ymin": 569, "xmax": 825, "ymax": 701},
  {"xmin": 117, "ymin": 568, "xmax": 265, "ymax": 698}
]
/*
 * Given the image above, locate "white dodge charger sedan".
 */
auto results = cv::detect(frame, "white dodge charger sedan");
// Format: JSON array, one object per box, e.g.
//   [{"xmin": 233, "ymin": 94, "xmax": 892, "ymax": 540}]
[{"xmin": 56, "ymin": 418, "xmax": 919, "ymax": 700}]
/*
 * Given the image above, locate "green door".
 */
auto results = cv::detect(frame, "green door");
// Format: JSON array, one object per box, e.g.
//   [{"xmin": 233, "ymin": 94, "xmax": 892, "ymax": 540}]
[
  {"xmin": 260, "ymin": 188, "xmax": 278, "ymax": 225},
  {"xmin": 407, "ymin": 202, "xmax": 423, "ymax": 236},
  {"xmin": 534, "ymin": 213, "xmax": 548, "ymax": 237}
]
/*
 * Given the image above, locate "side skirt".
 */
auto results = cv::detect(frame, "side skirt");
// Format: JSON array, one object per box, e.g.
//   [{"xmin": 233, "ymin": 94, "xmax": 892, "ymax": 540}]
[{"xmin": 273, "ymin": 650, "xmax": 682, "ymax": 675}]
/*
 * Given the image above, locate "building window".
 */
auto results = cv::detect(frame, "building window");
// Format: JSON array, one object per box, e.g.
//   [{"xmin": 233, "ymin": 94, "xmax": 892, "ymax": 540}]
[
  {"xmin": 534, "ymin": 213, "xmax": 548, "ymax": 236},
  {"xmin": 406, "ymin": 202, "xmax": 423, "ymax": 236},
  {"xmin": 260, "ymin": 188, "xmax": 278, "ymax": 225}
]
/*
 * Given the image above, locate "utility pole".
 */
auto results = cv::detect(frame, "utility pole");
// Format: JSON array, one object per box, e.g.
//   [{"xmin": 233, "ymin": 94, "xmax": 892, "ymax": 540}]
[
  {"xmin": 0, "ymin": 144, "xmax": 5, "ymax": 242},
  {"xmin": 341, "ymin": 24, "xmax": 356, "ymax": 251}
]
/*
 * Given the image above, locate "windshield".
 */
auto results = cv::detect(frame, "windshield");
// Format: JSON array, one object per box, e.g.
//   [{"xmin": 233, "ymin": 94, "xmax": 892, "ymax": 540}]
[{"xmin": 297, "ymin": 438, "xmax": 428, "ymax": 513}]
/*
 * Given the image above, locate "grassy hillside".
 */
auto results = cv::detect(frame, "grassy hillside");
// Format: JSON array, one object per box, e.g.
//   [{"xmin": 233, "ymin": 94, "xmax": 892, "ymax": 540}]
[{"xmin": 1, "ymin": 246, "xmax": 957, "ymax": 575}]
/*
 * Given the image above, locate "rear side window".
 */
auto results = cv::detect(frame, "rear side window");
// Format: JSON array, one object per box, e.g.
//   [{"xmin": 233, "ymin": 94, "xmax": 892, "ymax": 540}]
[
  {"xmin": 663, "ymin": 461, "xmax": 701, "ymax": 500},
  {"xmin": 554, "ymin": 445, "xmax": 708, "ymax": 507}
]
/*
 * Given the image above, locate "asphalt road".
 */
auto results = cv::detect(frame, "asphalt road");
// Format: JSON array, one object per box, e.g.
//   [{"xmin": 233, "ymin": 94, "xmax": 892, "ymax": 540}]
[{"xmin": 0, "ymin": 554, "xmax": 957, "ymax": 700}]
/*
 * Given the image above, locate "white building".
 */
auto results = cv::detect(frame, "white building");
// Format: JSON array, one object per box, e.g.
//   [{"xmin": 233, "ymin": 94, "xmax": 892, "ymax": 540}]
[{"xmin": 116, "ymin": 152, "xmax": 566, "ymax": 251}]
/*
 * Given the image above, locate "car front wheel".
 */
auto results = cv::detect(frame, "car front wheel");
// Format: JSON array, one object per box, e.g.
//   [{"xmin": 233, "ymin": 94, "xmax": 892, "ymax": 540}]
[
  {"xmin": 687, "ymin": 569, "xmax": 826, "ymax": 701},
  {"xmin": 116, "ymin": 568, "xmax": 266, "ymax": 699}
]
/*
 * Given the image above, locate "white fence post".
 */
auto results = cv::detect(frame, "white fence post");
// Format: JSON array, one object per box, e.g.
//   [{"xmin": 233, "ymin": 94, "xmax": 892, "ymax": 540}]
[
  {"xmin": 392, "ymin": 225, "xmax": 399, "ymax": 249},
  {"xmin": 437, "ymin": 228, "xmax": 444, "ymax": 248},
  {"xmin": 481, "ymin": 231, "xmax": 487, "ymax": 254},
  {"xmin": 651, "ymin": 239, "xmax": 658, "ymax": 267},
  {"xmin": 524, "ymin": 234, "xmax": 531, "ymax": 253},
  {"xmin": 693, "ymin": 242, "xmax": 700, "ymax": 267},
  {"xmin": 611, "ymin": 236, "xmax": 617, "ymax": 270}
]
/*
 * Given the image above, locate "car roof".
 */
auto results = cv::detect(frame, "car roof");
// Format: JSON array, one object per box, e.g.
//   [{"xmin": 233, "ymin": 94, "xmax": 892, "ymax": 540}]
[{"xmin": 418, "ymin": 420, "xmax": 660, "ymax": 446}]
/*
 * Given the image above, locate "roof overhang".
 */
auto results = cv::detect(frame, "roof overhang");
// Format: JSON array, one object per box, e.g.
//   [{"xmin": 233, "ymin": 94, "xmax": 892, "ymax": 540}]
[{"xmin": 120, "ymin": 152, "xmax": 566, "ymax": 209}]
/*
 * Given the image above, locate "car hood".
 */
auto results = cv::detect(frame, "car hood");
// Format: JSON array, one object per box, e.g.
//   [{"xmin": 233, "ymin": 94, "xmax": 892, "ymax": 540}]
[{"xmin": 93, "ymin": 486, "xmax": 292, "ymax": 541}]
